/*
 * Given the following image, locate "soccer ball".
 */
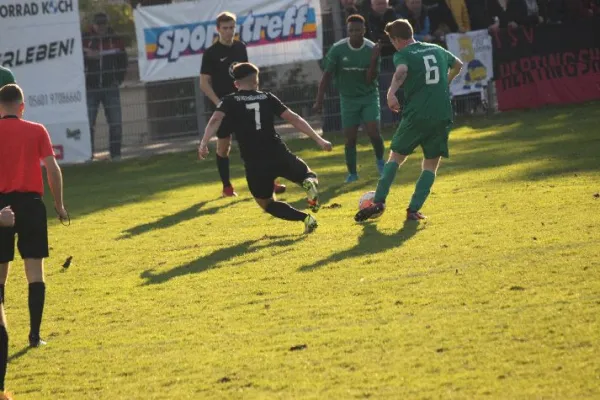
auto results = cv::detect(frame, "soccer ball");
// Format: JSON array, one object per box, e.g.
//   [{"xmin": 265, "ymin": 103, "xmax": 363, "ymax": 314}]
[{"xmin": 358, "ymin": 191, "xmax": 383, "ymax": 218}]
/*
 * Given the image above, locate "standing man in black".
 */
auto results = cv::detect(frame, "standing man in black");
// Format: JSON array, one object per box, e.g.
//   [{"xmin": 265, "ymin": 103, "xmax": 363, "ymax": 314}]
[{"xmin": 200, "ymin": 12, "xmax": 286, "ymax": 197}]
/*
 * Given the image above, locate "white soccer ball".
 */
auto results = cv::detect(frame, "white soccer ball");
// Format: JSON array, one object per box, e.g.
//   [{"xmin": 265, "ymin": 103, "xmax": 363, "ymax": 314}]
[{"xmin": 358, "ymin": 191, "xmax": 384, "ymax": 219}]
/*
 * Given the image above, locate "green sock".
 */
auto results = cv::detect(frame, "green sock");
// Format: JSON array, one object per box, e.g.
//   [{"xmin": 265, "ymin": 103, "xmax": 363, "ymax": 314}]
[
  {"xmin": 369, "ymin": 135, "xmax": 385, "ymax": 160},
  {"xmin": 408, "ymin": 170, "xmax": 436, "ymax": 212},
  {"xmin": 374, "ymin": 162, "xmax": 399, "ymax": 203},
  {"xmin": 345, "ymin": 145, "xmax": 357, "ymax": 175}
]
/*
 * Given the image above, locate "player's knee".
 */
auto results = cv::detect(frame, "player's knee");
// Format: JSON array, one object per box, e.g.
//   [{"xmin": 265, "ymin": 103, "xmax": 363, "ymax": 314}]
[
  {"xmin": 255, "ymin": 198, "xmax": 273, "ymax": 211},
  {"xmin": 388, "ymin": 151, "xmax": 406, "ymax": 164}
]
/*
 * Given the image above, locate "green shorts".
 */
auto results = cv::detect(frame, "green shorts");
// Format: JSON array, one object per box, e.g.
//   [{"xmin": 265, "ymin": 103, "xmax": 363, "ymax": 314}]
[
  {"xmin": 340, "ymin": 94, "xmax": 380, "ymax": 129},
  {"xmin": 390, "ymin": 118, "xmax": 452, "ymax": 159}
]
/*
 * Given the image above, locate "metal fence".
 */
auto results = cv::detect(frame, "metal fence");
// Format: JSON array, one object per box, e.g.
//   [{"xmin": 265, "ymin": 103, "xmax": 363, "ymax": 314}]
[{"xmin": 90, "ymin": 0, "xmax": 496, "ymax": 160}]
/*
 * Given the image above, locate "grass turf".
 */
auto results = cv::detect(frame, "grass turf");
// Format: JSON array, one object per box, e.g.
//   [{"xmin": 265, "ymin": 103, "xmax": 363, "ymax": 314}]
[{"xmin": 4, "ymin": 102, "xmax": 600, "ymax": 399}]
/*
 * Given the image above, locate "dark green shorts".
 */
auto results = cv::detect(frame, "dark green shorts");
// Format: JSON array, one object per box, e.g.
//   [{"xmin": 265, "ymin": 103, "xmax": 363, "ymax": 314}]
[
  {"xmin": 390, "ymin": 118, "xmax": 452, "ymax": 159},
  {"xmin": 340, "ymin": 94, "xmax": 380, "ymax": 129}
]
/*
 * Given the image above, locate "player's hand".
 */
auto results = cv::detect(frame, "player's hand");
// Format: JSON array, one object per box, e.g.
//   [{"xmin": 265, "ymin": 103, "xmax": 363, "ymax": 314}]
[
  {"xmin": 0, "ymin": 206, "xmax": 15, "ymax": 227},
  {"xmin": 198, "ymin": 143, "xmax": 209, "ymax": 160},
  {"xmin": 372, "ymin": 42, "xmax": 382, "ymax": 59},
  {"xmin": 312, "ymin": 101, "xmax": 324, "ymax": 114},
  {"xmin": 55, "ymin": 205, "xmax": 69, "ymax": 222},
  {"xmin": 318, "ymin": 139, "xmax": 333, "ymax": 152},
  {"xmin": 387, "ymin": 94, "xmax": 401, "ymax": 113}
]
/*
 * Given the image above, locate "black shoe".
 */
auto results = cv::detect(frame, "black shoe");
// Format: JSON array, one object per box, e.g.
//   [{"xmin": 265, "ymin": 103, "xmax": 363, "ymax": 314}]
[
  {"xmin": 29, "ymin": 334, "xmax": 47, "ymax": 348},
  {"xmin": 354, "ymin": 202, "xmax": 386, "ymax": 222}
]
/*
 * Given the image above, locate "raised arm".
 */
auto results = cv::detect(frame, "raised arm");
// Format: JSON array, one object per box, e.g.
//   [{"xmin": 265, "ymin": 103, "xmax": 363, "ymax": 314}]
[
  {"xmin": 280, "ymin": 109, "xmax": 332, "ymax": 151},
  {"xmin": 365, "ymin": 42, "xmax": 382, "ymax": 85}
]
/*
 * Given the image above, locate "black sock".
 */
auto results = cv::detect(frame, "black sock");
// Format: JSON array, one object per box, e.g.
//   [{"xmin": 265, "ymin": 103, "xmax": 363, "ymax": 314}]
[
  {"xmin": 0, "ymin": 285, "xmax": 4, "ymax": 304},
  {"xmin": 216, "ymin": 155, "xmax": 231, "ymax": 187},
  {"xmin": 370, "ymin": 134, "xmax": 385, "ymax": 160},
  {"xmin": 0, "ymin": 325, "xmax": 7, "ymax": 392},
  {"xmin": 28, "ymin": 282, "xmax": 45, "ymax": 339},
  {"xmin": 266, "ymin": 201, "xmax": 307, "ymax": 222}
]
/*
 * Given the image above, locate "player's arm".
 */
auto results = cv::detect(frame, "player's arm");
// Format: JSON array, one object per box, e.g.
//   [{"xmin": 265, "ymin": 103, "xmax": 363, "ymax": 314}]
[
  {"xmin": 366, "ymin": 42, "xmax": 382, "ymax": 85},
  {"xmin": 313, "ymin": 47, "xmax": 337, "ymax": 113},
  {"xmin": 281, "ymin": 110, "xmax": 332, "ymax": 151},
  {"xmin": 43, "ymin": 156, "xmax": 67, "ymax": 220},
  {"xmin": 387, "ymin": 64, "xmax": 408, "ymax": 113},
  {"xmin": 447, "ymin": 58, "xmax": 463, "ymax": 85},
  {"xmin": 198, "ymin": 111, "xmax": 225, "ymax": 159},
  {"xmin": 199, "ymin": 74, "xmax": 221, "ymax": 106}
]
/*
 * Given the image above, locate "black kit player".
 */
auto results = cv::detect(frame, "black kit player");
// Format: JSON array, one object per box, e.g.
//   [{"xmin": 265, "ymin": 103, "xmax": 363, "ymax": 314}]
[
  {"xmin": 200, "ymin": 11, "xmax": 286, "ymax": 197},
  {"xmin": 198, "ymin": 63, "xmax": 333, "ymax": 233}
]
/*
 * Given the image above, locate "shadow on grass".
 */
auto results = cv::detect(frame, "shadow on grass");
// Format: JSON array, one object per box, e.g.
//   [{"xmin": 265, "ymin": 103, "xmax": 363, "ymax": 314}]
[
  {"xmin": 8, "ymin": 346, "xmax": 31, "ymax": 362},
  {"xmin": 140, "ymin": 234, "xmax": 305, "ymax": 285},
  {"xmin": 298, "ymin": 220, "xmax": 420, "ymax": 272},
  {"xmin": 118, "ymin": 197, "xmax": 252, "ymax": 240}
]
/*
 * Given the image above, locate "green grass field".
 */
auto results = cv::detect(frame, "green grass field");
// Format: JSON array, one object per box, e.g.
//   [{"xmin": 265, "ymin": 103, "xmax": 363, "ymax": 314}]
[{"xmin": 4, "ymin": 103, "xmax": 600, "ymax": 399}]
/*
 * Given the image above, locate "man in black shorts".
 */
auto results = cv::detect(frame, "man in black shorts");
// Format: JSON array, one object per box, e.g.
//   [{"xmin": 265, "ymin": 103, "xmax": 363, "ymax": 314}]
[
  {"xmin": 0, "ymin": 207, "xmax": 13, "ymax": 400},
  {"xmin": 0, "ymin": 84, "xmax": 68, "ymax": 348},
  {"xmin": 198, "ymin": 63, "xmax": 333, "ymax": 233},
  {"xmin": 200, "ymin": 11, "xmax": 286, "ymax": 197}
]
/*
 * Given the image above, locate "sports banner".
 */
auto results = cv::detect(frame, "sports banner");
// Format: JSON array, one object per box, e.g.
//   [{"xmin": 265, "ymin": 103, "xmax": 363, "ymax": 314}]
[
  {"xmin": 491, "ymin": 18, "xmax": 600, "ymax": 111},
  {"xmin": 133, "ymin": 0, "xmax": 323, "ymax": 82},
  {"xmin": 0, "ymin": 0, "xmax": 91, "ymax": 164},
  {"xmin": 446, "ymin": 30, "xmax": 494, "ymax": 97}
]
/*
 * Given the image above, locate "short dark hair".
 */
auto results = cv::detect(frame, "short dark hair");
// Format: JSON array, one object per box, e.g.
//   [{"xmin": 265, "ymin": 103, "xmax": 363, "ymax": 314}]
[
  {"xmin": 93, "ymin": 12, "xmax": 109, "ymax": 25},
  {"xmin": 346, "ymin": 14, "xmax": 365, "ymax": 24},
  {"xmin": 232, "ymin": 62, "xmax": 259, "ymax": 81},
  {"xmin": 385, "ymin": 19, "xmax": 414, "ymax": 40},
  {"xmin": 0, "ymin": 84, "xmax": 24, "ymax": 105},
  {"xmin": 216, "ymin": 12, "xmax": 236, "ymax": 28}
]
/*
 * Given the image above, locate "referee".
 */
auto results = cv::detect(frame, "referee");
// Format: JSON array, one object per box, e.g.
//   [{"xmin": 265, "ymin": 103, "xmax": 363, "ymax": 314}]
[
  {"xmin": 199, "ymin": 11, "xmax": 285, "ymax": 197},
  {"xmin": 0, "ymin": 84, "xmax": 68, "ymax": 348}
]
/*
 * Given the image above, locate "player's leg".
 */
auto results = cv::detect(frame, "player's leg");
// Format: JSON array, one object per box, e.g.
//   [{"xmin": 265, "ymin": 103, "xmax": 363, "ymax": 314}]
[
  {"xmin": 247, "ymin": 167, "xmax": 316, "ymax": 233},
  {"xmin": 406, "ymin": 122, "xmax": 449, "ymax": 220},
  {"xmin": 354, "ymin": 120, "xmax": 420, "ymax": 222},
  {"xmin": 0, "ymin": 207, "xmax": 16, "ymax": 304},
  {"xmin": 340, "ymin": 97, "xmax": 361, "ymax": 182},
  {"xmin": 16, "ymin": 195, "xmax": 49, "ymax": 347},
  {"xmin": 277, "ymin": 151, "xmax": 320, "ymax": 212},
  {"xmin": 361, "ymin": 95, "xmax": 385, "ymax": 176},
  {"xmin": 0, "ymin": 300, "xmax": 10, "ymax": 400},
  {"xmin": 215, "ymin": 118, "xmax": 236, "ymax": 197}
]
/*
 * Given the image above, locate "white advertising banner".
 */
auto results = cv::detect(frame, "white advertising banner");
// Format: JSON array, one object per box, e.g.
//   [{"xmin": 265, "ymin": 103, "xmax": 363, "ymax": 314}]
[
  {"xmin": 0, "ymin": 0, "xmax": 91, "ymax": 164},
  {"xmin": 134, "ymin": 0, "xmax": 323, "ymax": 82},
  {"xmin": 446, "ymin": 30, "xmax": 494, "ymax": 97}
]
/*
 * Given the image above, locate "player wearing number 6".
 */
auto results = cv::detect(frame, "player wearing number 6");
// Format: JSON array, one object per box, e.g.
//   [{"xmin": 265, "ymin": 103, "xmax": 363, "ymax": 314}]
[
  {"xmin": 355, "ymin": 19, "xmax": 463, "ymax": 222},
  {"xmin": 199, "ymin": 63, "xmax": 333, "ymax": 234}
]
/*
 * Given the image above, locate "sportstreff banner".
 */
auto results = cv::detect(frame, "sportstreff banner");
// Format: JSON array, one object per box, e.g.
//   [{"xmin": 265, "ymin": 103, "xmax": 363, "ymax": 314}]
[
  {"xmin": 133, "ymin": 0, "xmax": 323, "ymax": 82},
  {"xmin": 0, "ymin": 0, "xmax": 91, "ymax": 164},
  {"xmin": 492, "ymin": 18, "xmax": 600, "ymax": 111},
  {"xmin": 446, "ymin": 30, "xmax": 494, "ymax": 97}
]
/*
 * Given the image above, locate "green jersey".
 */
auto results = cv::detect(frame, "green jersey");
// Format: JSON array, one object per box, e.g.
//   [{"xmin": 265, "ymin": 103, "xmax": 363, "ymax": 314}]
[
  {"xmin": 393, "ymin": 42, "xmax": 458, "ymax": 122},
  {"xmin": 0, "ymin": 66, "xmax": 16, "ymax": 88},
  {"xmin": 323, "ymin": 38, "xmax": 380, "ymax": 98}
]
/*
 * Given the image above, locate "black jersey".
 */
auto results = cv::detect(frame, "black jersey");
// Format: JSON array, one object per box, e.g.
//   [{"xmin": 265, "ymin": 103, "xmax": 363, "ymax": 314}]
[
  {"xmin": 200, "ymin": 41, "xmax": 248, "ymax": 99},
  {"xmin": 217, "ymin": 90, "xmax": 289, "ymax": 163}
]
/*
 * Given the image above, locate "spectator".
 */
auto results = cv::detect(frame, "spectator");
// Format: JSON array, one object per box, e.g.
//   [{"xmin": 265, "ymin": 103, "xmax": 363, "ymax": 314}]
[
  {"xmin": 523, "ymin": 0, "xmax": 545, "ymax": 24},
  {"xmin": 82, "ymin": 12, "xmax": 128, "ymax": 161},
  {"xmin": 424, "ymin": 0, "xmax": 459, "ymax": 41},
  {"xmin": 397, "ymin": 0, "xmax": 434, "ymax": 41},
  {"xmin": 466, "ymin": 0, "xmax": 493, "ymax": 29},
  {"xmin": 562, "ymin": 0, "xmax": 597, "ymax": 21},
  {"xmin": 362, "ymin": 0, "xmax": 398, "ymax": 57},
  {"xmin": 445, "ymin": 0, "xmax": 472, "ymax": 31},
  {"xmin": 487, "ymin": 0, "xmax": 529, "ymax": 30}
]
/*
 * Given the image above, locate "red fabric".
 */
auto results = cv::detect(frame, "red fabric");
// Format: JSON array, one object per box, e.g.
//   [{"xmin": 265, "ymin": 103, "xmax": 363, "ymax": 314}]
[{"xmin": 0, "ymin": 118, "xmax": 55, "ymax": 195}]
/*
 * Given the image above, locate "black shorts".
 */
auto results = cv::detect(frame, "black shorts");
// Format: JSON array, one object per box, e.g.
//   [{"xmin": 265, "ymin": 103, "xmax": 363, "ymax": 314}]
[
  {"xmin": 245, "ymin": 151, "xmax": 314, "ymax": 199},
  {"xmin": 0, "ymin": 192, "xmax": 49, "ymax": 263},
  {"xmin": 210, "ymin": 101, "xmax": 234, "ymax": 139}
]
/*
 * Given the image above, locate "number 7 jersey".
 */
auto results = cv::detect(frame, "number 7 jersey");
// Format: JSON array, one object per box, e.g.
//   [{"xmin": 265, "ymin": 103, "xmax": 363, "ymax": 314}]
[{"xmin": 393, "ymin": 42, "xmax": 459, "ymax": 123}]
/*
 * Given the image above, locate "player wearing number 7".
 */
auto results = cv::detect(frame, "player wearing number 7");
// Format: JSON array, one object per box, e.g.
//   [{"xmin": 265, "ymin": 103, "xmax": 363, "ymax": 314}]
[
  {"xmin": 355, "ymin": 19, "xmax": 463, "ymax": 222},
  {"xmin": 199, "ymin": 63, "xmax": 333, "ymax": 234}
]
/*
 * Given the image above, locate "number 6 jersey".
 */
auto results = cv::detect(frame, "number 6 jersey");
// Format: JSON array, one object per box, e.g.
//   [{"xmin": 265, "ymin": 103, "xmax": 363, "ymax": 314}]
[
  {"xmin": 393, "ymin": 42, "xmax": 460, "ymax": 123},
  {"xmin": 216, "ymin": 90, "xmax": 289, "ymax": 164}
]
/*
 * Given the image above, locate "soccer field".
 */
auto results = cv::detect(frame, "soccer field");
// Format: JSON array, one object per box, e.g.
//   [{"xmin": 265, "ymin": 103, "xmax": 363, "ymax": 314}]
[{"xmin": 5, "ymin": 102, "xmax": 600, "ymax": 399}]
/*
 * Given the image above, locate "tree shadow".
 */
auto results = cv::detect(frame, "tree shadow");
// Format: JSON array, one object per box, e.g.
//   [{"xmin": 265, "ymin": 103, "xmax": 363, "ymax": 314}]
[
  {"xmin": 118, "ymin": 197, "xmax": 252, "ymax": 240},
  {"xmin": 140, "ymin": 234, "xmax": 305, "ymax": 285},
  {"xmin": 298, "ymin": 220, "xmax": 420, "ymax": 272},
  {"xmin": 8, "ymin": 346, "xmax": 31, "ymax": 362}
]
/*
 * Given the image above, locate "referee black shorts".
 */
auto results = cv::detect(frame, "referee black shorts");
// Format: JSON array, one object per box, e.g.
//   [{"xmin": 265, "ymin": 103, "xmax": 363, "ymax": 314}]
[
  {"xmin": 0, "ymin": 192, "xmax": 49, "ymax": 263},
  {"xmin": 245, "ymin": 150, "xmax": 315, "ymax": 199}
]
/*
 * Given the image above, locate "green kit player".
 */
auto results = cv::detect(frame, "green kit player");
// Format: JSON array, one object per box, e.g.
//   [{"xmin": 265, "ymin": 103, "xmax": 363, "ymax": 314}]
[
  {"xmin": 355, "ymin": 19, "xmax": 463, "ymax": 222},
  {"xmin": 0, "ymin": 66, "xmax": 15, "ymax": 88},
  {"xmin": 314, "ymin": 14, "xmax": 385, "ymax": 183}
]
